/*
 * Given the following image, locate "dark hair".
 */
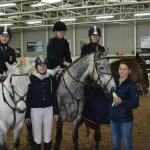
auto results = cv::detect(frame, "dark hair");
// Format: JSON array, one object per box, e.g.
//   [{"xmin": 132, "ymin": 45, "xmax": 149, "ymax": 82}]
[{"xmin": 120, "ymin": 61, "xmax": 131, "ymax": 70}]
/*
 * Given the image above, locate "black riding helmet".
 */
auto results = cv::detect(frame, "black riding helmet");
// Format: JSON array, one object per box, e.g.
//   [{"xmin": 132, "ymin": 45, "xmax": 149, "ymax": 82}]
[
  {"xmin": 35, "ymin": 55, "xmax": 48, "ymax": 68},
  {"xmin": 0, "ymin": 26, "xmax": 12, "ymax": 39},
  {"xmin": 53, "ymin": 21, "xmax": 67, "ymax": 32},
  {"xmin": 88, "ymin": 26, "xmax": 101, "ymax": 37}
]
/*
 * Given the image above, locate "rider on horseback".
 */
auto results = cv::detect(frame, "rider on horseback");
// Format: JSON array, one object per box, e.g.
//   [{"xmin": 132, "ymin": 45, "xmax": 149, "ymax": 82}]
[
  {"xmin": 0, "ymin": 26, "xmax": 16, "ymax": 80},
  {"xmin": 81, "ymin": 26, "xmax": 111, "ymax": 124},
  {"xmin": 47, "ymin": 21, "xmax": 72, "ymax": 76}
]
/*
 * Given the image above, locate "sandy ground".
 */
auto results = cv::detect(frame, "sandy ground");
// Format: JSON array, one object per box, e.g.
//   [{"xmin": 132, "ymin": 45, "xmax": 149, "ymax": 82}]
[{"xmin": 7, "ymin": 95, "xmax": 150, "ymax": 150}]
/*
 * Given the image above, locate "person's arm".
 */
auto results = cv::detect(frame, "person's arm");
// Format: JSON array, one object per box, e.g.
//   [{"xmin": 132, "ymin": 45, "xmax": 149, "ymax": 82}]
[
  {"xmin": 51, "ymin": 76, "xmax": 59, "ymax": 115},
  {"xmin": 64, "ymin": 40, "xmax": 72, "ymax": 64},
  {"xmin": 51, "ymin": 76, "xmax": 59, "ymax": 123},
  {"xmin": 81, "ymin": 44, "xmax": 88, "ymax": 56},
  {"xmin": 25, "ymin": 78, "xmax": 32, "ymax": 120},
  {"xmin": 8, "ymin": 47, "xmax": 17, "ymax": 64},
  {"xmin": 121, "ymin": 85, "xmax": 139, "ymax": 109}
]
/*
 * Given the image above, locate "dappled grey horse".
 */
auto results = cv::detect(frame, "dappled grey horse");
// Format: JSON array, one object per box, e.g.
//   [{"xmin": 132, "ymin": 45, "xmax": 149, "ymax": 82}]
[
  {"xmin": 0, "ymin": 62, "xmax": 34, "ymax": 150},
  {"xmin": 54, "ymin": 52, "xmax": 116, "ymax": 150}
]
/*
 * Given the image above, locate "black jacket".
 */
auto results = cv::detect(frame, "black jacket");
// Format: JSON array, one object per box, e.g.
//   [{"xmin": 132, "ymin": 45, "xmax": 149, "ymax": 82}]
[
  {"xmin": 25, "ymin": 73, "xmax": 59, "ymax": 118},
  {"xmin": 81, "ymin": 42, "xmax": 105, "ymax": 56},
  {"xmin": 47, "ymin": 37, "xmax": 72, "ymax": 69},
  {"xmin": 0, "ymin": 43, "xmax": 16, "ymax": 74}
]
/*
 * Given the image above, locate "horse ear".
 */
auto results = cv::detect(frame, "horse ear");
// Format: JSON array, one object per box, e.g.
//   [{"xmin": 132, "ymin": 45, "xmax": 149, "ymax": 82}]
[
  {"xmin": 136, "ymin": 53, "xmax": 141, "ymax": 59},
  {"xmin": 25, "ymin": 63, "xmax": 35, "ymax": 73},
  {"xmin": 5, "ymin": 62, "xmax": 15, "ymax": 73}
]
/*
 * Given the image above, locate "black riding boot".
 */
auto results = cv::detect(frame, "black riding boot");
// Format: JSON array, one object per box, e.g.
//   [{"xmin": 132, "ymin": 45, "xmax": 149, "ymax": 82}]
[
  {"xmin": 34, "ymin": 141, "xmax": 41, "ymax": 150},
  {"xmin": 44, "ymin": 141, "xmax": 52, "ymax": 150}
]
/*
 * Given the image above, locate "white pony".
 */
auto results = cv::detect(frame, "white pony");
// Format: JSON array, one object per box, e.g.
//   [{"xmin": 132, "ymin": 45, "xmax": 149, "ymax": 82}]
[{"xmin": 0, "ymin": 62, "xmax": 34, "ymax": 150}]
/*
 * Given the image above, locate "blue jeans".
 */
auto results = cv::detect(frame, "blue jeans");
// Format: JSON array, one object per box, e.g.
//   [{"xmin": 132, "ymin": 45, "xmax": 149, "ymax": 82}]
[{"xmin": 110, "ymin": 119, "xmax": 133, "ymax": 150}]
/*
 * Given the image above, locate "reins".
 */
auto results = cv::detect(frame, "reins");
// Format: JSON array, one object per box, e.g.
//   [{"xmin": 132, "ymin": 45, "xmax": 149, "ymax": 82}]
[
  {"xmin": 62, "ymin": 52, "xmax": 113, "ymax": 122},
  {"xmin": 1, "ymin": 73, "xmax": 29, "ymax": 128}
]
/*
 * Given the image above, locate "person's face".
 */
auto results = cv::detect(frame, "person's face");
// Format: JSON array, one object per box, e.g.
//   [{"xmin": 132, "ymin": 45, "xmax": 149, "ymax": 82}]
[
  {"xmin": 0, "ymin": 34, "xmax": 10, "ymax": 44},
  {"xmin": 55, "ymin": 31, "xmax": 66, "ymax": 39},
  {"xmin": 90, "ymin": 34, "xmax": 100, "ymax": 43},
  {"xmin": 37, "ymin": 64, "xmax": 47, "ymax": 74},
  {"xmin": 119, "ymin": 64, "xmax": 131, "ymax": 79}
]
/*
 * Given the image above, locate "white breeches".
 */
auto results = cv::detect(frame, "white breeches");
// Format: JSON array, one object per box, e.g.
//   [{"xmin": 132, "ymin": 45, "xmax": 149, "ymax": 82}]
[
  {"xmin": 31, "ymin": 106, "xmax": 53, "ymax": 144},
  {"xmin": 47, "ymin": 66, "xmax": 61, "ymax": 76}
]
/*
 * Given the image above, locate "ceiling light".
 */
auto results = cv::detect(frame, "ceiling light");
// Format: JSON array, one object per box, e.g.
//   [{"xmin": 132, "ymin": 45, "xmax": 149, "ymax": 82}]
[
  {"xmin": 96, "ymin": 15, "xmax": 114, "ymax": 19},
  {"xmin": 8, "ymin": 16, "xmax": 20, "ymax": 19},
  {"xmin": 0, "ymin": 23, "xmax": 13, "ymax": 26},
  {"xmin": 0, "ymin": 12, "xmax": 4, "ymax": 15},
  {"xmin": 108, "ymin": 0, "xmax": 137, "ymax": 2},
  {"xmin": 31, "ymin": 3, "xmax": 46, "ymax": 7},
  {"xmin": 60, "ymin": 18, "xmax": 76, "ymax": 21},
  {"xmin": 134, "ymin": 13, "xmax": 150, "ymax": 16},
  {"xmin": 41, "ymin": 0, "xmax": 62, "ymax": 3},
  {"xmin": 0, "ymin": 3, "xmax": 16, "ymax": 7},
  {"xmin": 26, "ymin": 20, "xmax": 42, "ymax": 24}
]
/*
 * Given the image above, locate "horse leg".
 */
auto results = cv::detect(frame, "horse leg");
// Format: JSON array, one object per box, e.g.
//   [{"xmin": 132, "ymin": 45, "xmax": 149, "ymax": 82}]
[
  {"xmin": 13, "ymin": 124, "xmax": 23, "ymax": 150},
  {"xmin": 54, "ymin": 120, "xmax": 63, "ymax": 150},
  {"xmin": 85, "ymin": 123, "xmax": 91, "ymax": 148},
  {"xmin": 0, "ymin": 128, "xmax": 8, "ymax": 150},
  {"xmin": 72, "ymin": 117, "xmax": 82, "ymax": 150},
  {"xmin": 94, "ymin": 125, "xmax": 101, "ymax": 150}
]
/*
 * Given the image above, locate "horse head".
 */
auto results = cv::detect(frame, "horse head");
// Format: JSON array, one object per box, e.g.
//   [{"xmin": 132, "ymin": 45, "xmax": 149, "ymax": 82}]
[
  {"xmin": 5, "ymin": 62, "xmax": 35, "ymax": 113},
  {"xmin": 111, "ymin": 54, "xmax": 149, "ymax": 96},
  {"xmin": 132, "ymin": 54, "xmax": 149, "ymax": 96},
  {"xmin": 88, "ymin": 52, "xmax": 116, "ymax": 94}
]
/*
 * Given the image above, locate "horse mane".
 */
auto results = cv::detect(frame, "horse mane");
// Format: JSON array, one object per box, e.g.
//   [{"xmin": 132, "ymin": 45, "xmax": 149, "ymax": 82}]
[{"xmin": 71, "ymin": 52, "xmax": 95, "ymax": 65}]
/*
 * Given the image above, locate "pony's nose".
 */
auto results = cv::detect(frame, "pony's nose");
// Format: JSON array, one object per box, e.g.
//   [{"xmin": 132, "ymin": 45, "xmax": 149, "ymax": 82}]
[{"xmin": 17, "ymin": 108, "xmax": 26, "ymax": 113}]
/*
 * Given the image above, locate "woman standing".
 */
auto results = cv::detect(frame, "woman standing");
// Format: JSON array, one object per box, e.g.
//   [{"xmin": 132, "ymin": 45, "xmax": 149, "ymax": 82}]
[
  {"xmin": 109, "ymin": 61, "xmax": 139, "ymax": 150},
  {"xmin": 25, "ymin": 56, "xmax": 59, "ymax": 150}
]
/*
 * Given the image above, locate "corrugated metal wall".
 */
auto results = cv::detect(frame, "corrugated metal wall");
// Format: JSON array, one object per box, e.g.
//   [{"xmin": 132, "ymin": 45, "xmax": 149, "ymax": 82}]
[
  {"xmin": 104, "ymin": 24, "xmax": 134, "ymax": 55},
  {"xmin": 10, "ymin": 22, "xmax": 150, "ymax": 57}
]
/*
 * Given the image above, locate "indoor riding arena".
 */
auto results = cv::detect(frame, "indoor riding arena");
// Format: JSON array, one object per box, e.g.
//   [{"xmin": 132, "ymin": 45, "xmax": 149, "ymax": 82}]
[
  {"xmin": 1, "ymin": 0, "xmax": 150, "ymax": 150},
  {"xmin": 7, "ymin": 95, "xmax": 150, "ymax": 150}
]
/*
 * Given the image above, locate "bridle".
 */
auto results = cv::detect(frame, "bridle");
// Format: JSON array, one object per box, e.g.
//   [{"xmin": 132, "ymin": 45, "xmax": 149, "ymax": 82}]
[
  {"xmin": 93, "ymin": 53, "xmax": 114, "ymax": 93},
  {"xmin": 2, "ymin": 73, "xmax": 29, "ymax": 127},
  {"xmin": 62, "ymin": 52, "xmax": 113, "ymax": 121},
  {"xmin": 130, "ymin": 61, "xmax": 145, "ymax": 96}
]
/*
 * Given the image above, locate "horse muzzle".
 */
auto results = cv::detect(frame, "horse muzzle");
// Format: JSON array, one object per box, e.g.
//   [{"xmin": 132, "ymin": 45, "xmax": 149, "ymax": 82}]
[
  {"xmin": 17, "ymin": 108, "xmax": 26, "ymax": 113},
  {"xmin": 16, "ymin": 100, "xmax": 27, "ymax": 113}
]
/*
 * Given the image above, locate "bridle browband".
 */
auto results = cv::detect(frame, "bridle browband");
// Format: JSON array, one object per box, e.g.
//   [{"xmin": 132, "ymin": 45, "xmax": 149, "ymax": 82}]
[
  {"xmin": 2, "ymin": 73, "xmax": 29, "ymax": 128},
  {"xmin": 62, "ymin": 53, "xmax": 113, "ymax": 122}
]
